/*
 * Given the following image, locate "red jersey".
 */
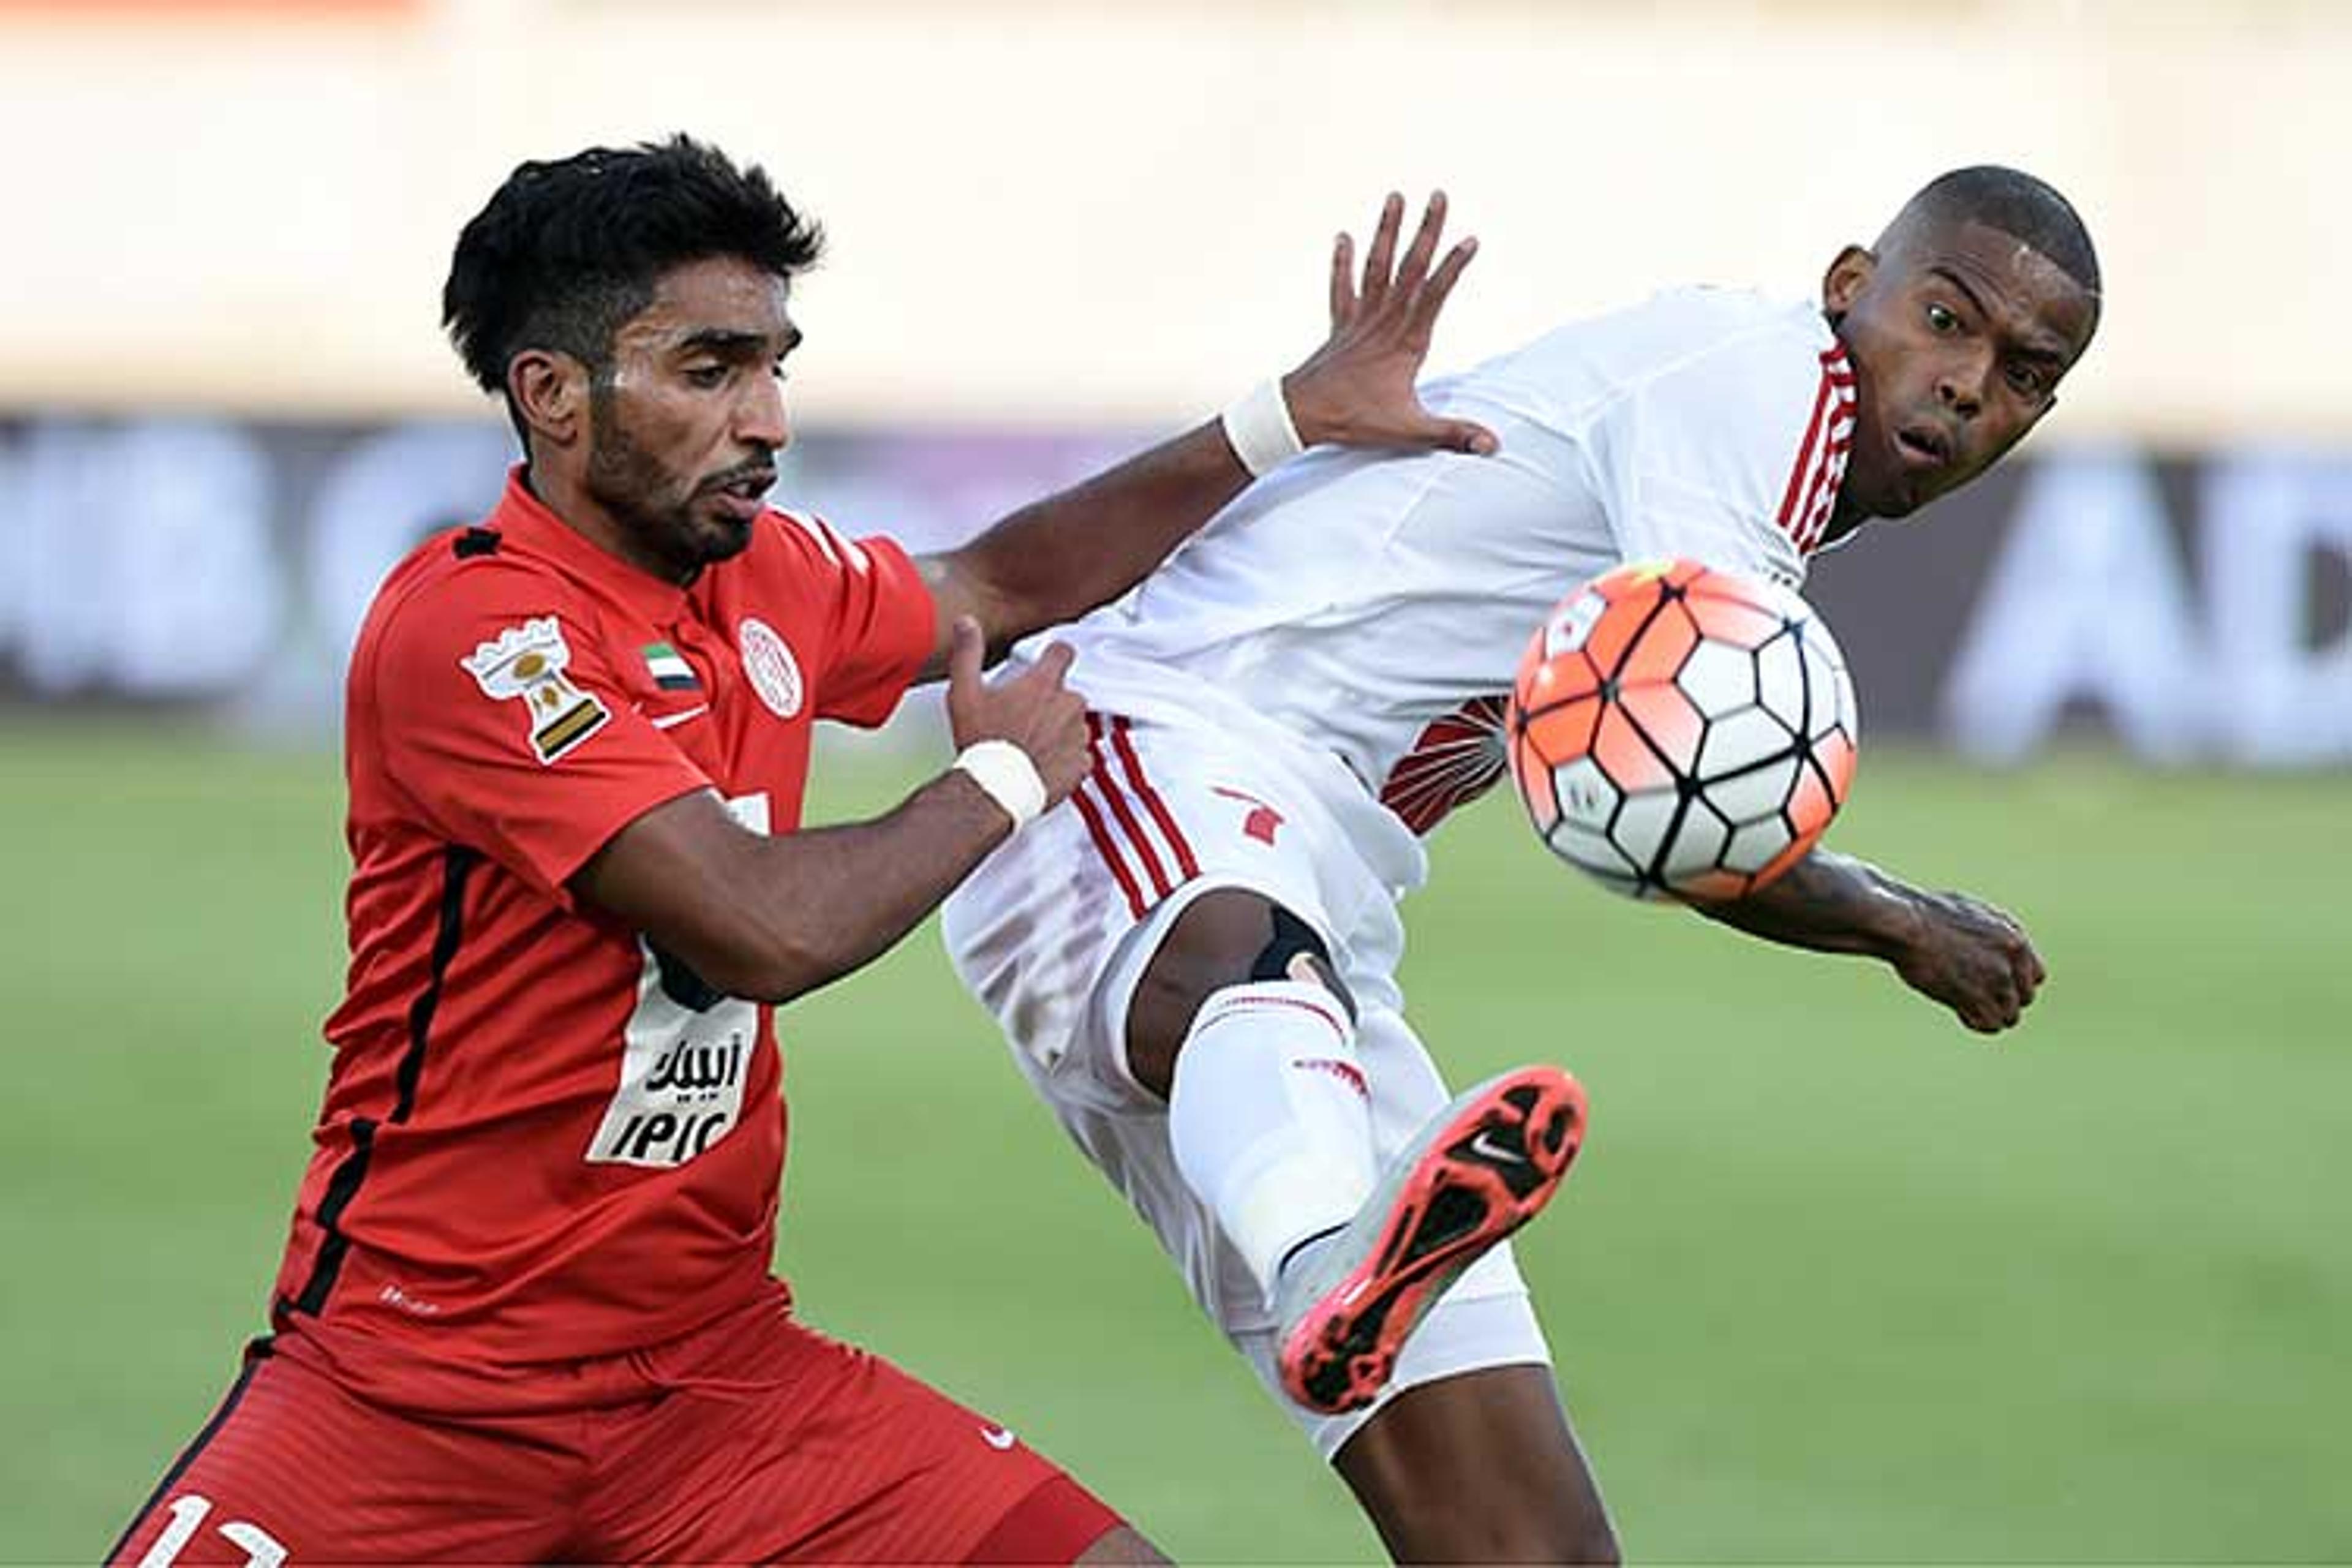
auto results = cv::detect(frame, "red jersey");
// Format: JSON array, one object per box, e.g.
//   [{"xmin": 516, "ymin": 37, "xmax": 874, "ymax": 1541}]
[{"xmin": 268, "ymin": 469, "xmax": 935, "ymax": 1376}]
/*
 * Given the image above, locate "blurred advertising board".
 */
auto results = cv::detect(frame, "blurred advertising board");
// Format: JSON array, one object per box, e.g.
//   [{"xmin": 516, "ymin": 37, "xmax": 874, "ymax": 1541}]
[{"xmin": 1, "ymin": 415, "xmax": 2346, "ymax": 766}]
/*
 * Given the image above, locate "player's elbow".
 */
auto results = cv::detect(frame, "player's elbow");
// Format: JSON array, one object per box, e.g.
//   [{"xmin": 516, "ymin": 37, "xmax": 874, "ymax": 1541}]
[
  {"xmin": 697, "ymin": 931, "xmax": 837, "ymax": 1006},
  {"xmin": 932, "ymin": 537, "xmax": 1064, "ymax": 654},
  {"xmin": 647, "ymin": 910, "xmax": 842, "ymax": 1008}
]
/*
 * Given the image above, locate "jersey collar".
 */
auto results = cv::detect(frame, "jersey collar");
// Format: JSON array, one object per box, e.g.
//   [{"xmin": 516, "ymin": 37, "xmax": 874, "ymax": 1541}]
[{"xmin": 488, "ymin": 466, "xmax": 695, "ymax": 624}]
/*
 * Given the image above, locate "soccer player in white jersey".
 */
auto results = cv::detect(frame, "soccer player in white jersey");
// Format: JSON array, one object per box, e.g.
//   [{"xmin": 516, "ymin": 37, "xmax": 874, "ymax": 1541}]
[{"xmin": 943, "ymin": 166, "xmax": 2100, "ymax": 1561}]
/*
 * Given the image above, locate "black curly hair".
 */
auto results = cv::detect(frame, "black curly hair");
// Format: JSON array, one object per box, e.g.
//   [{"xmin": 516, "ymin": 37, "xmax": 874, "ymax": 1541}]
[{"xmin": 442, "ymin": 134, "xmax": 823, "ymax": 434}]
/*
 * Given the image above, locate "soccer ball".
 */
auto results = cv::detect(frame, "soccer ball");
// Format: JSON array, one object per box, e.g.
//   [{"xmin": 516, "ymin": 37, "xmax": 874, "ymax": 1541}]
[{"xmin": 1506, "ymin": 558, "xmax": 1858, "ymax": 902}]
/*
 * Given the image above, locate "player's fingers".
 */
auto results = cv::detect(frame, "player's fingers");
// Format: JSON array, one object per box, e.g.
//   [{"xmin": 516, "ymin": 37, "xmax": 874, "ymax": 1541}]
[
  {"xmin": 2012, "ymin": 944, "xmax": 2045, "ymax": 1004},
  {"xmin": 948, "ymin": 614, "xmax": 985, "ymax": 690},
  {"xmin": 1392, "ymin": 190, "xmax": 1449, "ymax": 295},
  {"xmin": 1023, "ymin": 639, "xmax": 1077, "ymax": 690},
  {"xmin": 1985, "ymin": 971, "xmax": 2022, "ymax": 1029},
  {"xmin": 1046, "ymin": 680, "xmax": 1088, "ymax": 735},
  {"xmin": 1032, "ymin": 700, "xmax": 1092, "ymax": 801},
  {"xmin": 1406, "ymin": 235, "xmax": 1479, "ymax": 334},
  {"xmin": 1423, "ymin": 415, "xmax": 1499, "ymax": 456},
  {"xmin": 1328, "ymin": 230, "xmax": 1357, "ymax": 325},
  {"xmin": 1359, "ymin": 192, "xmax": 1404, "ymax": 307}
]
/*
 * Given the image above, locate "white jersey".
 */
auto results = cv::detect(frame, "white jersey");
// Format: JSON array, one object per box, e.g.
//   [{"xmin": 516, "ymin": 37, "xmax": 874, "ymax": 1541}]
[
  {"xmin": 947, "ymin": 290, "xmax": 1855, "ymax": 1434},
  {"xmin": 1021, "ymin": 287, "xmax": 1854, "ymax": 837}
]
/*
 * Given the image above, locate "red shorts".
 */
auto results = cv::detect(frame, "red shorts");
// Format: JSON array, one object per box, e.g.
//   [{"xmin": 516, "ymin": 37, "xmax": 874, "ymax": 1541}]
[{"xmin": 107, "ymin": 1287, "xmax": 1123, "ymax": 1564}]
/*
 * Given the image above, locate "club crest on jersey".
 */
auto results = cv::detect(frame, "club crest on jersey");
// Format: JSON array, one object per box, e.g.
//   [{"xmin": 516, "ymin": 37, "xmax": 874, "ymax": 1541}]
[
  {"xmin": 737, "ymin": 616, "xmax": 804, "ymax": 719},
  {"xmin": 461, "ymin": 616, "xmax": 609, "ymax": 764}
]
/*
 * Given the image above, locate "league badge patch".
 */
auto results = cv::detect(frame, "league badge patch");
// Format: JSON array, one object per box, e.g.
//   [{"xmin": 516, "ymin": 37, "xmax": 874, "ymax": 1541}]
[{"xmin": 461, "ymin": 616, "xmax": 610, "ymax": 763}]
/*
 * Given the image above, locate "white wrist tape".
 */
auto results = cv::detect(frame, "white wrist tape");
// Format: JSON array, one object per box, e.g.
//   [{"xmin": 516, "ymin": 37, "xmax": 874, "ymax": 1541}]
[
  {"xmin": 954, "ymin": 739, "xmax": 1048, "ymax": 829},
  {"xmin": 1219, "ymin": 376, "xmax": 1305, "ymax": 478}
]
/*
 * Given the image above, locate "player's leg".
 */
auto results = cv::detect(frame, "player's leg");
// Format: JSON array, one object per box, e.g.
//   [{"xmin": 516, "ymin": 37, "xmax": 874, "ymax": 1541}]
[
  {"xmin": 1213, "ymin": 1001, "xmax": 1616, "ymax": 1564},
  {"xmin": 1129, "ymin": 888, "xmax": 1385, "ymax": 1307},
  {"xmin": 1131, "ymin": 891, "xmax": 1583, "ymax": 1413},
  {"xmin": 105, "ymin": 1338, "xmax": 575, "ymax": 1566},
  {"xmin": 947, "ymin": 719, "xmax": 1596, "ymax": 1556},
  {"xmin": 1322, "ymin": 1007, "xmax": 1615, "ymax": 1562},
  {"xmin": 579, "ymin": 1291, "xmax": 1166, "ymax": 1564},
  {"xmin": 1333, "ymin": 1366, "xmax": 1618, "ymax": 1564}
]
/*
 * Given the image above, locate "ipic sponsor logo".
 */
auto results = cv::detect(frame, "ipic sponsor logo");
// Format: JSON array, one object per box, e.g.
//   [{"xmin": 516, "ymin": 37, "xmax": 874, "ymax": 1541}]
[
  {"xmin": 589, "ymin": 1023, "xmax": 752, "ymax": 1167},
  {"xmin": 643, "ymin": 1039, "xmax": 746, "ymax": 1098},
  {"xmin": 597, "ymin": 1107, "xmax": 739, "ymax": 1167},
  {"xmin": 587, "ymin": 793, "xmax": 768, "ymax": 1169}
]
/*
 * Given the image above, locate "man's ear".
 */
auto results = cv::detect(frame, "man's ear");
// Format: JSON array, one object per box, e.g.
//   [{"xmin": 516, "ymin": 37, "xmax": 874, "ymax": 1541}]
[
  {"xmin": 508, "ymin": 350, "xmax": 590, "ymax": 449},
  {"xmin": 1821, "ymin": 244, "xmax": 1876, "ymax": 319}
]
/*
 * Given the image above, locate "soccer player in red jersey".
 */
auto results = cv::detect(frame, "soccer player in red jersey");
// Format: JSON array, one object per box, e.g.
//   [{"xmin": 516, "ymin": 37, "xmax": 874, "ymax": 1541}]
[{"xmin": 105, "ymin": 136, "xmax": 1498, "ymax": 1566}]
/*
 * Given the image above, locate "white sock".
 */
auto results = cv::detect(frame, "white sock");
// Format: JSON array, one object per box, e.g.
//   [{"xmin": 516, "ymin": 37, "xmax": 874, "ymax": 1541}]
[{"xmin": 1166, "ymin": 979, "xmax": 1378, "ymax": 1305}]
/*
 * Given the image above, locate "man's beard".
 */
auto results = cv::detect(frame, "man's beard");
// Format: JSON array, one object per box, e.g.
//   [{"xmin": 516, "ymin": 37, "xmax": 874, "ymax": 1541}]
[{"xmin": 586, "ymin": 396, "xmax": 755, "ymax": 581}]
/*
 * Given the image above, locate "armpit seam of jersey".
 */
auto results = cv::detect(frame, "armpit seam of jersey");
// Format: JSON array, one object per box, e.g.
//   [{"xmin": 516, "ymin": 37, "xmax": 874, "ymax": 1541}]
[
  {"xmin": 1366, "ymin": 426, "xmax": 1591, "ymax": 564},
  {"xmin": 1550, "ymin": 316, "xmax": 1819, "ymax": 433}
]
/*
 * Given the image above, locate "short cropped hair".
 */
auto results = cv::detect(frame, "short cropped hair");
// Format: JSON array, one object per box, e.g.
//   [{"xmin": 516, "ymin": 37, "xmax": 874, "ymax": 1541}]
[
  {"xmin": 1892, "ymin": 165, "xmax": 2101, "ymax": 303},
  {"xmin": 442, "ymin": 134, "xmax": 823, "ymax": 399}
]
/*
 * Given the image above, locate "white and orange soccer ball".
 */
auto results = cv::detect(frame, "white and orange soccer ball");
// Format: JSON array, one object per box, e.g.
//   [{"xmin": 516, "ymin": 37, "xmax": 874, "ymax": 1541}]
[{"xmin": 1507, "ymin": 558, "xmax": 1858, "ymax": 902}]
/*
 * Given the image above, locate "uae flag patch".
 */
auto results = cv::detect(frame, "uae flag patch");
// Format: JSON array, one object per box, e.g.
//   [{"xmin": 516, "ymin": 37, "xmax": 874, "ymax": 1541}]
[{"xmin": 643, "ymin": 641, "xmax": 701, "ymax": 692}]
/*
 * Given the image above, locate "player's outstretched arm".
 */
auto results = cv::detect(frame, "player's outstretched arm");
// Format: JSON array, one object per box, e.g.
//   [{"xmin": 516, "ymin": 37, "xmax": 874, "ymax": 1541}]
[
  {"xmin": 1695, "ymin": 848, "xmax": 2048, "ymax": 1034},
  {"xmin": 573, "ymin": 620, "xmax": 1090, "ymax": 1005},
  {"xmin": 913, "ymin": 191, "xmax": 1496, "ymax": 675}
]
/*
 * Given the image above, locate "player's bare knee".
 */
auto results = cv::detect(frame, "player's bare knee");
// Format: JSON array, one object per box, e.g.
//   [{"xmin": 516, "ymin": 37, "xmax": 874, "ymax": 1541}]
[
  {"xmin": 1246, "ymin": 904, "xmax": 1356, "ymax": 1022},
  {"xmin": 1126, "ymin": 891, "xmax": 1353, "ymax": 1098}
]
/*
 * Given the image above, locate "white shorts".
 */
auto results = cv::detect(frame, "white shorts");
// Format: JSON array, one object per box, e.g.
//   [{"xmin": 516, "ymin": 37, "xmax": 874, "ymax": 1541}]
[{"xmin": 941, "ymin": 712, "xmax": 1553, "ymax": 1458}]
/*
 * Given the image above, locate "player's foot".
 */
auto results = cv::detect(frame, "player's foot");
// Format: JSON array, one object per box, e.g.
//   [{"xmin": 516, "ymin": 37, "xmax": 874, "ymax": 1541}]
[{"xmin": 1272, "ymin": 1065, "xmax": 1586, "ymax": 1415}]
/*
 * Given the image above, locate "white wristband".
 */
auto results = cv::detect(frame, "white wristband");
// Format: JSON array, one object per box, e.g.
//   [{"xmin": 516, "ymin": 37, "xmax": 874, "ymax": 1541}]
[
  {"xmin": 1219, "ymin": 375, "xmax": 1305, "ymax": 478},
  {"xmin": 954, "ymin": 739, "xmax": 1048, "ymax": 830}
]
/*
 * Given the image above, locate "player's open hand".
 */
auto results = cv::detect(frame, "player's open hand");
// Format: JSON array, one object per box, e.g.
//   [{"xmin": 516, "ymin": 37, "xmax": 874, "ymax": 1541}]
[
  {"xmin": 944, "ymin": 616, "xmax": 1090, "ymax": 807},
  {"xmin": 1891, "ymin": 888, "xmax": 2048, "ymax": 1034},
  {"xmin": 1280, "ymin": 191, "xmax": 1498, "ymax": 458}
]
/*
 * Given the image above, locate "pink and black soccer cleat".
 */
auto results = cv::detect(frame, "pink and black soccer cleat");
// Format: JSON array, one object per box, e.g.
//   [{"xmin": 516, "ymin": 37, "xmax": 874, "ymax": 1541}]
[{"xmin": 1273, "ymin": 1065, "xmax": 1586, "ymax": 1415}]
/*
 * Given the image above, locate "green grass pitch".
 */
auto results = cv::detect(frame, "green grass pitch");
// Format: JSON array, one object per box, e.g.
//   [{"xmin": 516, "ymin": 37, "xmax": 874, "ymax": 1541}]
[{"xmin": 5, "ymin": 720, "xmax": 2347, "ymax": 1562}]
